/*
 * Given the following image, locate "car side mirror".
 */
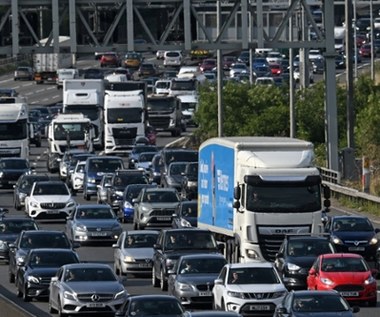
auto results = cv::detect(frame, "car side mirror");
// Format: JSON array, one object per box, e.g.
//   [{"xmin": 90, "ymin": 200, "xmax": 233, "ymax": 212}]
[
  {"xmin": 371, "ymin": 268, "xmax": 378, "ymax": 277},
  {"xmin": 51, "ymin": 276, "xmax": 58, "ymax": 282},
  {"xmin": 375, "ymin": 228, "xmax": 380, "ymax": 234},
  {"xmin": 214, "ymin": 278, "xmax": 223, "ymax": 285},
  {"xmin": 308, "ymin": 268, "xmax": 317, "ymax": 276},
  {"xmin": 275, "ymin": 252, "xmax": 283, "ymax": 258},
  {"xmin": 277, "ymin": 307, "xmax": 287, "ymax": 314},
  {"xmin": 153, "ymin": 243, "xmax": 161, "ymax": 249}
]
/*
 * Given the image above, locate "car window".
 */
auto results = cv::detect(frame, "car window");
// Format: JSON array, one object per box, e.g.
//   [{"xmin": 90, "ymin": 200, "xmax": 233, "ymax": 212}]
[
  {"xmin": 228, "ymin": 267, "xmax": 280, "ymax": 284},
  {"xmin": 65, "ymin": 267, "xmax": 116, "ymax": 282},
  {"xmin": 34, "ymin": 183, "xmax": 69, "ymax": 195}
]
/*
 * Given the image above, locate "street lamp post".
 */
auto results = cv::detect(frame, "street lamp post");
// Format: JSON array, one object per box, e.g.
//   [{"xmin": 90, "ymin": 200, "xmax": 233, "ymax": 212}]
[{"xmin": 353, "ymin": 0, "xmax": 358, "ymax": 79}]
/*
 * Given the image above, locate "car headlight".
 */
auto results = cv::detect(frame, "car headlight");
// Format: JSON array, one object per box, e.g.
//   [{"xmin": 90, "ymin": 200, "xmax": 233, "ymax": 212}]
[
  {"xmin": 227, "ymin": 291, "xmax": 245, "ymax": 299},
  {"xmin": 141, "ymin": 206, "xmax": 150, "ymax": 212},
  {"xmin": 286, "ymin": 263, "xmax": 301, "ymax": 271},
  {"xmin": 19, "ymin": 192, "xmax": 27, "ymax": 199},
  {"xmin": 30, "ymin": 201, "xmax": 39, "ymax": 208},
  {"xmin": 75, "ymin": 176, "xmax": 83, "ymax": 181},
  {"xmin": 16, "ymin": 255, "xmax": 26, "ymax": 266},
  {"xmin": 187, "ymin": 181, "xmax": 197, "ymax": 187},
  {"xmin": 66, "ymin": 201, "xmax": 76, "ymax": 208},
  {"xmin": 123, "ymin": 201, "xmax": 133, "ymax": 209},
  {"xmin": 115, "ymin": 191, "xmax": 124, "ymax": 197},
  {"xmin": 63, "ymin": 291, "xmax": 76, "ymax": 300},
  {"xmin": 153, "ymin": 172, "xmax": 160, "ymax": 177},
  {"xmin": 114, "ymin": 289, "xmax": 126, "ymax": 300},
  {"xmin": 180, "ymin": 218, "xmax": 192, "ymax": 227},
  {"xmin": 0, "ymin": 172, "xmax": 3, "ymax": 178},
  {"xmin": 27, "ymin": 275, "xmax": 40, "ymax": 284},
  {"xmin": 176, "ymin": 282, "xmax": 193, "ymax": 291},
  {"xmin": 364, "ymin": 275, "xmax": 376, "ymax": 285},
  {"xmin": 74, "ymin": 224, "xmax": 87, "ymax": 232},
  {"xmin": 87, "ymin": 177, "xmax": 96, "ymax": 184},
  {"xmin": 332, "ymin": 236, "xmax": 343, "ymax": 245},
  {"xmin": 165, "ymin": 258, "xmax": 177, "ymax": 269},
  {"xmin": 369, "ymin": 237, "xmax": 378, "ymax": 245},
  {"xmin": 124, "ymin": 256, "xmax": 135, "ymax": 262},
  {"xmin": 321, "ymin": 277, "xmax": 334, "ymax": 285},
  {"xmin": 272, "ymin": 291, "xmax": 287, "ymax": 298},
  {"xmin": 0, "ymin": 240, "xmax": 7, "ymax": 249}
]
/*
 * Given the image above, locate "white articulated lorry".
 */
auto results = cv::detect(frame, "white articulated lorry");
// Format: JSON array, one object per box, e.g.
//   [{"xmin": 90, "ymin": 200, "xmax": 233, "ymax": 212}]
[
  {"xmin": 47, "ymin": 113, "xmax": 94, "ymax": 173},
  {"xmin": 198, "ymin": 137, "xmax": 330, "ymax": 263},
  {"xmin": 104, "ymin": 81, "xmax": 147, "ymax": 155},
  {"xmin": 63, "ymin": 79, "xmax": 104, "ymax": 150},
  {"xmin": 0, "ymin": 103, "xmax": 29, "ymax": 159}
]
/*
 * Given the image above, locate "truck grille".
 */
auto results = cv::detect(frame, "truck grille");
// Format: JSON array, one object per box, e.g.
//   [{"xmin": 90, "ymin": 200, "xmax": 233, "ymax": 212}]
[
  {"xmin": 149, "ymin": 116, "xmax": 170, "ymax": 129},
  {"xmin": 40, "ymin": 202, "xmax": 66, "ymax": 209}
]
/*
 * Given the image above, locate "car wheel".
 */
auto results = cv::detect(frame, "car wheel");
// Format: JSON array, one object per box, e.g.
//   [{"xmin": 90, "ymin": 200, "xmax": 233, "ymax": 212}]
[
  {"xmin": 16, "ymin": 286, "xmax": 22, "ymax": 298},
  {"xmin": 152, "ymin": 266, "xmax": 159, "ymax": 287},
  {"xmin": 160, "ymin": 268, "xmax": 168, "ymax": 291},
  {"xmin": 49, "ymin": 298, "xmax": 57, "ymax": 313},
  {"xmin": 58, "ymin": 298, "xmax": 68, "ymax": 317},
  {"xmin": 222, "ymin": 298, "xmax": 227, "ymax": 311},
  {"xmin": 133, "ymin": 220, "xmax": 138, "ymax": 230},
  {"xmin": 15, "ymin": 198, "xmax": 21, "ymax": 211},
  {"xmin": 23, "ymin": 286, "xmax": 31, "ymax": 302},
  {"xmin": 84, "ymin": 192, "xmax": 90, "ymax": 201},
  {"xmin": 9, "ymin": 270, "xmax": 15, "ymax": 283},
  {"xmin": 114, "ymin": 261, "xmax": 120, "ymax": 275},
  {"xmin": 212, "ymin": 299, "xmax": 219, "ymax": 310},
  {"xmin": 368, "ymin": 299, "xmax": 377, "ymax": 307}
]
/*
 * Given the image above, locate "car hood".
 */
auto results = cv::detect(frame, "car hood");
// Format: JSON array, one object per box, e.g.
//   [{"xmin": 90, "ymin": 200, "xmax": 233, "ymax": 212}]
[
  {"xmin": 75, "ymin": 219, "xmax": 120, "ymax": 229},
  {"xmin": 0, "ymin": 234, "xmax": 18, "ymax": 243},
  {"xmin": 321, "ymin": 271, "xmax": 372, "ymax": 284},
  {"xmin": 227, "ymin": 283, "xmax": 286, "ymax": 293},
  {"xmin": 332, "ymin": 231, "xmax": 375, "ymax": 241},
  {"xmin": 32, "ymin": 195, "xmax": 71, "ymax": 203},
  {"xmin": 27, "ymin": 267, "xmax": 61, "ymax": 277},
  {"xmin": 287, "ymin": 256, "xmax": 317, "ymax": 268},
  {"xmin": 122, "ymin": 247, "xmax": 154, "ymax": 259},
  {"xmin": 176, "ymin": 273, "xmax": 219, "ymax": 284},
  {"xmin": 141, "ymin": 202, "xmax": 180, "ymax": 208},
  {"xmin": 292, "ymin": 312, "xmax": 354, "ymax": 317},
  {"xmin": 65, "ymin": 281, "xmax": 124, "ymax": 293}
]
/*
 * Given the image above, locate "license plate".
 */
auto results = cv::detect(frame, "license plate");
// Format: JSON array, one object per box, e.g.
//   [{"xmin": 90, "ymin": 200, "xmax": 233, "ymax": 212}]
[
  {"xmin": 250, "ymin": 305, "xmax": 271, "ymax": 311},
  {"xmin": 92, "ymin": 232, "xmax": 107, "ymax": 237},
  {"xmin": 47, "ymin": 210, "xmax": 59, "ymax": 214},
  {"xmin": 157, "ymin": 217, "xmax": 171, "ymax": 221},
  {"xmin": 139, "ymin": 263, "xmax": 152, "ymax": 268},
  {"xmin": 86, "ymin": 303, "xmax": 105, "ymax": 308},
  {"xmin": 199, "ymin": 291, "xmax": 212, "ymax": 296},
  {"xmin": 348, "ymin": 247, "xmax": 365, "ymax": 251},
  {"xmin": 340, "ymin": 291, "xmax": 359, "ymax": 297}
]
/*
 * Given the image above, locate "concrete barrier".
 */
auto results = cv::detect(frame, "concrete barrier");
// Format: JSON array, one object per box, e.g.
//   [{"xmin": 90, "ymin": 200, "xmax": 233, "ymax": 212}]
[{"xmin": 0, "ymin": 293, "xmax": 35, "ymax": 317}]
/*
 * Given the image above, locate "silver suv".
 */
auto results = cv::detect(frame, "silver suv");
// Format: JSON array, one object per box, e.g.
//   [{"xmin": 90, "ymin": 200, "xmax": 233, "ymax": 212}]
[
  {"xmin": 14, "ymin": 66, "xmax": 34, "ymax": 81},
  {"xmin": 133, "ymin": 187, "xmax": 180, "ymax": 230}
]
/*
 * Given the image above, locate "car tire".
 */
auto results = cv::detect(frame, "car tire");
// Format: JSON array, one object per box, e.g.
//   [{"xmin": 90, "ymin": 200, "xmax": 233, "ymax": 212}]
[
  {"xmin": 152, "ymin": 266, "xmax": 159, "ymax": 287},
  {"xmin": 9, "ymin": 270, "xmax": 15, "ymax": 283},
  {"xmin": 23, "ymin": 286, "xmax": 31, "ymax": 302},
  {"xmin": 58, "ymin": 298, "xmax": 68, "ymax": 317},
  {"xmin": 368, "ymin": 299, "xmax": 377, "ymax": 307},
  {"xmin": 16, "ymin": 286, "xmax": 22, "ymax": 298},
  {"xmin": 84, "ymin": 192, "xmax": 90, "ymax": 201},
  {"xmin": 114, "ymin": 261, "xmax": 120, "ymax": 275},
  {"xmin": 49, "ymin": 299, "xmax": 57, "ymax": 313},
  {"xmin": 160, "ymin": 268, "xmax": 168, "ymax": 291},
  {"xmin": 15, "ymin": 198, "xmax": 21, "ymax": 211}
]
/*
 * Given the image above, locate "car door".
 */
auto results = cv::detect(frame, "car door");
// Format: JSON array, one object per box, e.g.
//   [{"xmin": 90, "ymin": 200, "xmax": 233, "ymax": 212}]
[
  {"xmin": 114, "ymin": 232, "xmax": 125, "ymax": 266},
  {"xmin": 50, "ymin": 267, "xmax": 64, "ymax": 308},
  {"xmin": 65, "ymin": 210, "xmax": 76, "ymax": 240},
  {"xmin": 274, "ymin": 242, "xmax": 286, "ymax": 274},
  {"xmin": 213, "ymin": 266, "xmax": 227, "ymax": 308},
  {"xmin": 152, "ymin": 231, "xmax": 165, "ymax": 280},
  {"xmin": 306, "ymin": 257, "xmax": 320, "ymax": 290}
]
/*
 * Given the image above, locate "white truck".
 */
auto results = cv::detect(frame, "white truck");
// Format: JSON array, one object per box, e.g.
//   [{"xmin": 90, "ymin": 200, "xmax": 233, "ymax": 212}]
[
  {"xmin": 63, "ymin": 79, "xmax": 104, "ymax": 150},
  {"xmin": 33, "ymin": 36, "xmax": 73, "ymax": 84},
  {"xmin": 47, "ymin": 113, "xmax": 94, "ymax": 173},
  {"xmin": 198, "ymin": 137, "xmax": 331, "ymax": 263},
  {"xmin": 56, "ymin": 68, "xmax": 79, "ymax": 89},
  {"xmin": 104, "ymin": 81, "xmax": 147, "ymax": 155},
  {"xmin": 0, "ymin": 103, "xmax": 29, "ymax": 159},
  {"xmin": 334, "ymin": 26, "xmax": 346, "ymax": 53}
]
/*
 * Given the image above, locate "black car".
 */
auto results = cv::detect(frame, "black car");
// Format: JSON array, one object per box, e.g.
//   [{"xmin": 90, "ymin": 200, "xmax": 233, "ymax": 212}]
[
  {"xmin": 273, "ymin": 290, "xmax": 360, "ymax": 317},
  {"xmin": 172, "ymin": 201, "xmax": 198, "ymax": 228},
  {"xmin": 83, "ymin": 68, "xmax": 104, "ymax": 79},
  {"xmin": 15, "ymin": 248, "xmax": 80, "ymax": 301},
  {"xmin": 181, "ymin": 162, "xmax": 198, "ymax": 200},
  {"xmin": 13, "ymin": 173, "xmax": 50, "ymax": 210},
  {"xmin": 106, "ymin": 170, "xmax": 149, "ymax": 211},
  {"xmin": 324, "ymin": 215, "xmax": 380, "ymax": 260},
  {"xmin": 161, "ymin": 161, "xmax": 188, "ymax": 191},
  {"xmin": 152, "ymin": 228, "xmax": 221, "ymax": 291},
  {"xmin": 0, "ymin": 158, "xmax": 33, "ymax": 189},
  {"xmin": 0, "ymin": 209, "xmax": 39, "ymax": 263},
  {"xmin": 148, "ymin": 153, "xmax": 161, "ymax": 185},
  {"xmin": 118, "ymin": 183, "xmax": 157, "ymax": 223},
  {"xmin": 274, "ymin": 235, "xmax": 336, "ymax": 290},
  {"xmin": 129, "ymin": 145, "xmax": 158, "ymax": 168},
  {"xmin": 8, "ymin": 230, "xmax": 79, "ymax": 283}
]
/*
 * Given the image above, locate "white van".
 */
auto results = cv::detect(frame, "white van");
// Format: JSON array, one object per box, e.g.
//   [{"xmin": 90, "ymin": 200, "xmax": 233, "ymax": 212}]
[
  {"xmin": 163, "ymin": 51, "xmax": 182, "ymax": 67},
  {"xmin": 56, "ymin": 68, "xmax": 79, "ymax": 89},
  {"xmin": 104, "ymin": 73, "xmax": 128, "ymax": 83},
  {"xmin": 154, "ymin": 80, "xmax": 171, "ymax": 94}
]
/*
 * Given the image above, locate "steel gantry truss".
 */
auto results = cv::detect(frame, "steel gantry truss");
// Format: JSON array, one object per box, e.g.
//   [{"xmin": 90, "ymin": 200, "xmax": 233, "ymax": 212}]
[{"xmin": 0, "ymin": 0, "xmax": 339, "ymax": 169}]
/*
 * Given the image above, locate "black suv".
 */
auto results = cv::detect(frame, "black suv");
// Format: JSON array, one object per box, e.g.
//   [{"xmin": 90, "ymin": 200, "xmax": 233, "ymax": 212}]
[
  {"xmin": 0, "ymin": 158, "xmax": 33, "ymax": 189},
  {"xmin": 180, "ymin": 162, "xmax": 198, "ymax": 200},
  {"xmin": 8, "ymin": 230, "xmax": 79, "ymax": 283},
  {"xmin": 274, "ymin": 235, "xmax": 336, "ymax": 290},
  {"xmin": 152, "ymin": 228, "xmax": 221, "ymax": 291},
  {"xmin": 324, "ymin": 215, "xmax": 380, "ymax": 260},
  {"xmin": 0, "ymin": 209, "xmax": 39, "ymax": 263},
  {"xmin": 106, "ymin": 170, "xmax": 149, "ymax": 211}
]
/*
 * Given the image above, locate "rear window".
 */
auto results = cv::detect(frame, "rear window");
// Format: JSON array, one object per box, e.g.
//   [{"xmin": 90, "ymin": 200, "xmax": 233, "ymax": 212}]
[{"xmin": 165, "ymin": 52, "xmax": 181, "ymax": 58}]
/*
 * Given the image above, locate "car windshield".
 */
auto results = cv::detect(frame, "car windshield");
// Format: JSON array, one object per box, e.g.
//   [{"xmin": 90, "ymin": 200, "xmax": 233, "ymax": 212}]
[
  {"xmin": 20, "ymin": 233, "xmax": 70, "ymax": 249},
  {"xmin": 332, "ymin": 218, "xmax": 373, "ymax": 232},
  {"xmin": 143, "ymin": 191, "xmax": 179, "ymax": 203},
  {"xmin": 88, "ymin": 159, "xmax": 123, "ymax": 173},
  {"xmin": 169, "ymin": 163, "xmax": 187, "ymax": 176},
  {"xmin": 138, "ymin": 153, "xmax": 155, "ymax": 162},
  {"xmin": 77, "ymin": 208, "xmax": 115, "ymax": 219},
  {"xmin": 228, "ymin": 267, "xmax": 280, "ymax": 284},
  {"xmin": 33, "ymin": 183, "xmax": 69, "ymax": 195},
  {"xmin": 321, "ymin": 257, "xmax": 368, "ymax": 272},
  {"xmin": 178, "ymin": 257, "xmax": 226, "ymax": 274},
  {"xmin": 64, "ymin": 267, "xmax": 116, "ymax": 282},
  {"xmin": 0, "ymin": 221, "xmax": 37, "ymax": 234},
  {"xmin": 130, "ymin": 299, "xmax": 184, "ymax": 315},
  {"xmin": 114, "ymin": 174, "xmax": 149, "ymax": 187},
  {"xmin": 293, "ymin": 294, "xmax": 349, "ymax": 312},
  {"xmin": 30, "ymin": 251, "xmax": 77, "ymax": 268},
  {"xmin": 21, "ymin": 176, "xmax": 49, "ymax": 190},
  {"xmin": 180, "ymin": 204, "xmax": 197, "ymax": 217},
  {"xmin": 0, "ymin": 160, "xmax": 28, "ymax": 169},
  {"xmin": 123, "ymin": 233, "xmax": 157, "ymax": 248},
  {"xmin": 287, "ymin": 240, "xmax": 334, "ymax": 257},
  {"xmin": 165, "ymin": 231, "xmax": 217, "ymax": 250}
]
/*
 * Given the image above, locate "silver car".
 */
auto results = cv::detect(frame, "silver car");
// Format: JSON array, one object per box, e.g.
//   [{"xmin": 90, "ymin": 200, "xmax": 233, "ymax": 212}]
[
  {"xmin": 113, "ymin": 230, "xmax": 159, "ymax": 276},
  {"xmin": 49, "ymin": 263, "xmax": 128, "ymax": 316},
  {"xmin": 66, "ymin": 204, "xmax": 122, "ymax": 244},
  {"xmin": 167, "ymin": 253, "xmax": 227, "ymax": 307}
]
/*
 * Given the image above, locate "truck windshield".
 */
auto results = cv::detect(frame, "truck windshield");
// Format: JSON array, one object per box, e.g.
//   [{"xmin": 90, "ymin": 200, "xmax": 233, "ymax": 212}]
[
  {"xmin": 65, "ymin": 106, "xmax": 99, "ymax": 121},
  {"xmin": 246, "ymin": 184, "xmax": 321, "ymax": 213},
  {"xmin": 171, "ymin": 81, "xmax": 196, "ymax": 91},
  {"xmin": 107, "ymin": 108, "xmax": 142, "ymax": 123},
  {"xmin": 53, "ymin": 122, "xmax": 88, "ymax": 141},
  {"xmin": 147, "ymin": 99, "xmax": 175, "ymax": 112},
  {"xmin": 0, "ymin": 119, "xmax": 27, "ymax": 140},
  {"xmin": 181, "ymin": 102, "xmax": 197, "ymax": 111}
]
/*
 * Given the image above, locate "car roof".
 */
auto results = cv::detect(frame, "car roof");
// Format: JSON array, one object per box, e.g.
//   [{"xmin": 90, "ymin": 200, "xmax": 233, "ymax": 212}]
[
  {"xmin": 144, "ymin": 187, "xmax": 177, "ymax": 192},
  {"xmin": 189, "ymin": 312, "xmax": 242, "ymax": 317},
  {"xmin": 292, "ymin": 289, "xmax": 340, "ymax": 297},
  {"xmin": 330, "ymin": 215, "xmax": 368, "ymax": 220},
  {"xmin": 76, "ymin": 204, "xmax": 112, "ymax": 210},
  {"xmin": 179, "ymin": 253, "xmax": 226, "ymax": 260},
  {"xmin": 28, "ymin": 248, "xmax": 77, "ymax": 254},
  {"xmin": 286, "ymin": 235, "xmax": 330, "ymax": 241},
  {"xmin": 22, "ymin": 230, "xmax": 66, "ymax": 235},
  {"xmin": 128, "ymin": 294, "xmax": 181, "ymax": 301},
  {"xmin": 320, "ymin": 253, "xmax": 363, "ymax": 259},
  {"xmin": 125, "ymin": 230, "xmax": 159, "ymax": 235},
  {"xmin": 226, "ymin": 261, "xmax": 274, "ymax": 269},
  {"xmin": 62, "ymin": 263, "xmax": 111, "ymax": 269}
]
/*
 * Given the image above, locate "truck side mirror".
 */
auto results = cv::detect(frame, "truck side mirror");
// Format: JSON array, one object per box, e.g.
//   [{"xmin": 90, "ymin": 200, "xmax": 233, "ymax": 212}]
[
  {"xmin": 233, "ymin": 186, "xmax": 241, "ymax": 200},
  {"xmin": 323, "ymin": 185, "xmax": 331, "ymax": 199}
]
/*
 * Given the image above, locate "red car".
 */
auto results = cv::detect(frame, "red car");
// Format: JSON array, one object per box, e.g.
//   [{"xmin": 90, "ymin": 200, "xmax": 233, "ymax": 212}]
[
  {"xmin": 199, "ymin": 58, "xmax": 217, "ymax": 73},
  {"xmin": 359, "ymin": 43, "xmax": 373, "ymax": 58},
  {"xmin": 307, "ymin": 253, "xmax": 377, "ymax": 306},
  {"xmin": 100, "ymin": 52, "xmax": 120, "ymax": 67},
  {"xmin": 269, "ymin": 63, "xmax": 282, "ymax": 76}
]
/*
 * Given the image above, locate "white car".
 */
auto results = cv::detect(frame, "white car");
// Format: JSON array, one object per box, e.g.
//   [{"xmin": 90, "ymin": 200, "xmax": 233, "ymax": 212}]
[
  {"xmin": 112, "ymin": 230, "xmax": 159, "ymax": 276},
  {"xmin": 25, "ymin": 180, "xmax": 76, "ymax": 219},
  {"xmin": 70, "ymin": 161, "xmax": 86, "ymax": 194},
  {"xmin": 266, "ymin": 51, "xmax": 283, "ymax": 65},
  {"xmin": 163, "ymin": 51, "xmax": 183, "ymax": 67},
  {"xmin": 212, "ymin": 262, "xmax": 287, "ymax": 316},
  {"xmin": 229, "ymin": 63, "xmax": 248, "ymax": 78}
]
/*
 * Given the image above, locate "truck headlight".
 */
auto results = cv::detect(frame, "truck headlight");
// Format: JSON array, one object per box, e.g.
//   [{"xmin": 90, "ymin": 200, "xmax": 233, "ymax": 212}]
[{"xmin": 246, "ymin": 249, "xmax": 260, "ymax": 259}]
